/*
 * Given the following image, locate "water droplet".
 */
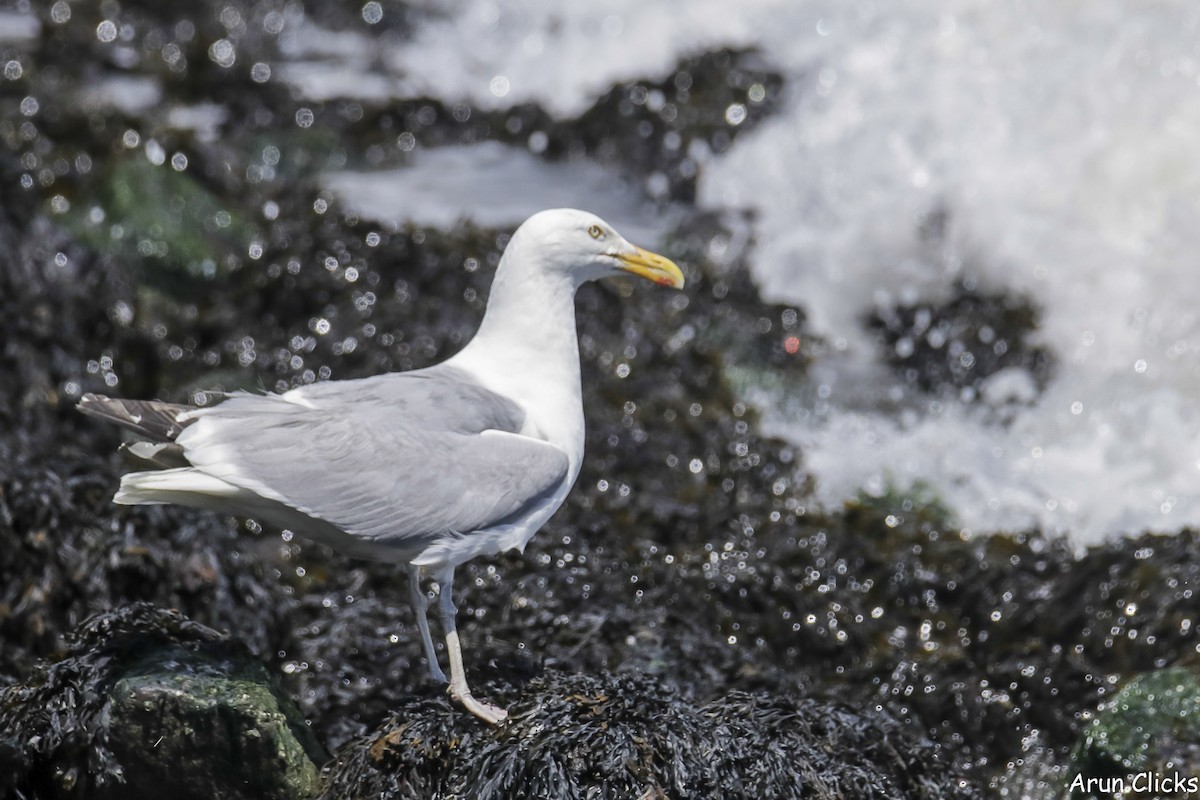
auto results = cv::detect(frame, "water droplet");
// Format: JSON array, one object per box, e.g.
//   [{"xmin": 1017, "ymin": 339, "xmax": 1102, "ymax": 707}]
[
  {"xmin": 361, "ymin": 1, "xmax": 383, "ymax": 24},
  {"xmin": 208, "ymin": 38, "xmax": 236, "ymax": 68},
  {"xmin": 144, "ymin": 139, "xmax": 165, "ymax": 165}
]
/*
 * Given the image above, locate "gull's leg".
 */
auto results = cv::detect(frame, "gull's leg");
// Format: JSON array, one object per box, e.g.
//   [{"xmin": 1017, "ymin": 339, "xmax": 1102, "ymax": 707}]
[
  {"xmin": 406, "ymin": 563, "xmax": 447, "ymax": 684},
  {"xmin": 433, "ymin": 565, "xmax": 508, "ymax": 725}
]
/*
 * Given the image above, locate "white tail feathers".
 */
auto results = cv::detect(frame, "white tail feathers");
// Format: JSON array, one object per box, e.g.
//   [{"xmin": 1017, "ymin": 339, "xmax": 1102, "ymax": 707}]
[{"xmin": 114, "ymin": 468, "xmax": 243, "ymax": 506}]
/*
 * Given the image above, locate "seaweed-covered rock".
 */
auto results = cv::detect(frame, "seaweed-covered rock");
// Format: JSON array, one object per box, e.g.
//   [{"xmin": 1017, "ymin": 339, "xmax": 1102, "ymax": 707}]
[
  {"xmin": 1070, "ymin": 667, "xmax": 1200, "ymax": 792},
  {"xmin": 323, "ymin": 671, "xmax": 976, "ymax": 800},
  {"xmin": 338, "ymin": 47, "xmax": 784, "ymax": 206},
  {"xmin": 0, "ymin": 604, "xmax": 327, "ymax": 800},
  {"xmin": 866, "ymin": 283, "xmax": 1054, "ymax": 402},
  {"xmin": 547, "ymin": 48, "xmax": 785, "ymax": 204},
  {"xmin": 0, "ymin": 158, "xmax": 149, "ymax": 431}
]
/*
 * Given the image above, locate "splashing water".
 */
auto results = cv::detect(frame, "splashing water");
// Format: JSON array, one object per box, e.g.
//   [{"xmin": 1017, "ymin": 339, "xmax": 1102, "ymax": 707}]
[{"xmin": 698, "ymin": 2, "xmax": 1200, "ymax": 542}]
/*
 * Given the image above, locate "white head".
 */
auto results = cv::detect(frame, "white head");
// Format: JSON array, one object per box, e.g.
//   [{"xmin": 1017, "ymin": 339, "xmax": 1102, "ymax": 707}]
[{"xmin": 506, "ymin": 208, "xmax": 685, "ymax": 290}]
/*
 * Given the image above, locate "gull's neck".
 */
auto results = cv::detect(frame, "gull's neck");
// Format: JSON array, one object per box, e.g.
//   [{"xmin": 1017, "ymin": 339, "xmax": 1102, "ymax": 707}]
[
  {"xmin": 468, "ymin": 257, "xmax": 580, "ymax": 369},
  {"xmin": 449, "ymin": 240, "xmax": 585, "ymax": 461}
]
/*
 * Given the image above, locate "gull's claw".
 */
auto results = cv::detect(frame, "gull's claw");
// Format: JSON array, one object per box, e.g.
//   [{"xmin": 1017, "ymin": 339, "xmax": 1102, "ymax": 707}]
[{"xmin": 452, "ymin": 689, "xmax": 509, "ymax": 725}]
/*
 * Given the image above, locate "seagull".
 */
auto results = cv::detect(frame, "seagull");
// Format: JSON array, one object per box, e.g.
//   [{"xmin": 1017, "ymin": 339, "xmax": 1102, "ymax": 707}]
[{"xmin": 78, "ymin": 209, "xmax": 685, "ymax": 724}]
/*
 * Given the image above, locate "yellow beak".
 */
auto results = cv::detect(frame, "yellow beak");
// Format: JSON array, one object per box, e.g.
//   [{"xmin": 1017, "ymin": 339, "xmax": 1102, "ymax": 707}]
[{"xmin": 616, "ymin": 245, "xmax": 685, "ymax": 289}]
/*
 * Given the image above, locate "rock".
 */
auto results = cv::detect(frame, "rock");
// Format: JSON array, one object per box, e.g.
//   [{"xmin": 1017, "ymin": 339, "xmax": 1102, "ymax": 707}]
[
  {"xmin": 866, "ymin": 282, "xmax": 1055, "ymax": 402},
  {"xmin": 343, "ymin": 47, "xmax": 785, "ymax": 206},
  {"xmin": 0, "ymin": 604, "xmax": 328, "ymax": 800},
  {"xmin": 322, "ymin": 671, "xmax": 977, "ymax": 800},
  {"xmin": 551, "ymin": 48, "xmax": 786, "ymax": 205},
  {"xmin": 1070, "ymin": 667, "xmax": 1200, "ymax": 790},
  {"xmin": 62, "ymin": 155, "xmax": 261, "ymax": 288}
]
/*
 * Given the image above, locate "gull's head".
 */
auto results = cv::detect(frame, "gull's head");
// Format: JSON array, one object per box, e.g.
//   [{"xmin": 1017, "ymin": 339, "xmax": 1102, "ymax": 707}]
[{"xmin": 509, "ymin": 209, "xmax": 685, "ymax": 290}]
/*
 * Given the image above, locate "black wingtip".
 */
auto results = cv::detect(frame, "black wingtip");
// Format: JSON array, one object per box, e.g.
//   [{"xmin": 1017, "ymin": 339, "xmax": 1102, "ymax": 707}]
[{"xmin": 75, "ymin": 394, "xmax": 195, "ymax": 442}]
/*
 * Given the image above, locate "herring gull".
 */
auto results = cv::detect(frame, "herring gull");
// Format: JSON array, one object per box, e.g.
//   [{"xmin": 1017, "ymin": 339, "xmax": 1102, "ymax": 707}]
[{"xmin": 78, "ymin": 208, "xmax": 685, "ymax": 724}]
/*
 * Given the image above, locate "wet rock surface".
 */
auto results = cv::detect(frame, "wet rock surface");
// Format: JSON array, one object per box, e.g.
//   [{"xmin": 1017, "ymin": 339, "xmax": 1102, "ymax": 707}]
[
  {"xmin": 1, "ymin": 1, "xmax": 1198, "ymax": 798},
  {"xmin": 323, "ymin": 671, "xmax": 971, "ymax": 799},
  {"xmin": 0, "ymin": 605, "xmax": 326, "ymax": 800},
  {"xmin": 1070, "ymin": 666, "xmax": 1200, "ymax": 791},
  {"xmin": 867, "ymin": 283, "xmax": 1055, "ymax": 403},
  {"xmin": 323, "ymin": 48, "xmax": 783, "ymax": 207}
]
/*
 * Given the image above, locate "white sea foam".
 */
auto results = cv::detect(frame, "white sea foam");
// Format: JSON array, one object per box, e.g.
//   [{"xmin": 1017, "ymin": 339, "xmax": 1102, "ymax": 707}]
[
  {"xmin": 0, "ymin": 11, "xmax": 39, "ymax": 43},
  {"xmin": 78, "ymin": 76, "xmax": 163, "ymax": 115},
  {"xmin": 373, "ymin": 1, "xmax": 1200, "ymax": 542},
  {"xmin": 699, "ymin": 3, "xmax": 1200, "ymax": 541},
  {"xmin": 325, "ymin": 141, "xmax": 663, "ymax": 242},
  {"xmin": 385, "ymin": 0, "xmax": 774, "ymax": 117}
]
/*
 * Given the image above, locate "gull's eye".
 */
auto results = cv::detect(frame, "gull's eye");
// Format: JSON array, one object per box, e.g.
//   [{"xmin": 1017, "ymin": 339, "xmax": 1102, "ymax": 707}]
[{"xmin": 587, "ymin": 224, "xmax": 605, "ymax": 240}]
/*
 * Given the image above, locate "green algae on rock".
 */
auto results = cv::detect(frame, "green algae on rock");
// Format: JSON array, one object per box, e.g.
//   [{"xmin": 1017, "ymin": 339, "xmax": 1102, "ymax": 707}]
[
  {"xmin": 62, "ymin": 156, "xmax": 261, "ymax": 288},
  {"xmin": 1070, "ymin": 667, "xmax": 1200, "ymax": 794},
  {"xmin": 0, "ymin": 604, "xmax": 327, "ymax": 800}
]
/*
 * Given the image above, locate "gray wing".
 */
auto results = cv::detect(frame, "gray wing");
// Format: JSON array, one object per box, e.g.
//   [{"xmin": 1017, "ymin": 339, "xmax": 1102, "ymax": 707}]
[{"xmin": 175, "ymin": 366, "xmax": 570, "ymax": 545}]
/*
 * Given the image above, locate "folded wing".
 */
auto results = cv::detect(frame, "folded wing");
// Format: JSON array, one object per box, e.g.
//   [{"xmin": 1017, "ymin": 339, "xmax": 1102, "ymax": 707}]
[{"xmin": 103, "ymin": 367, "xmax": 571, "ymax": 548}]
